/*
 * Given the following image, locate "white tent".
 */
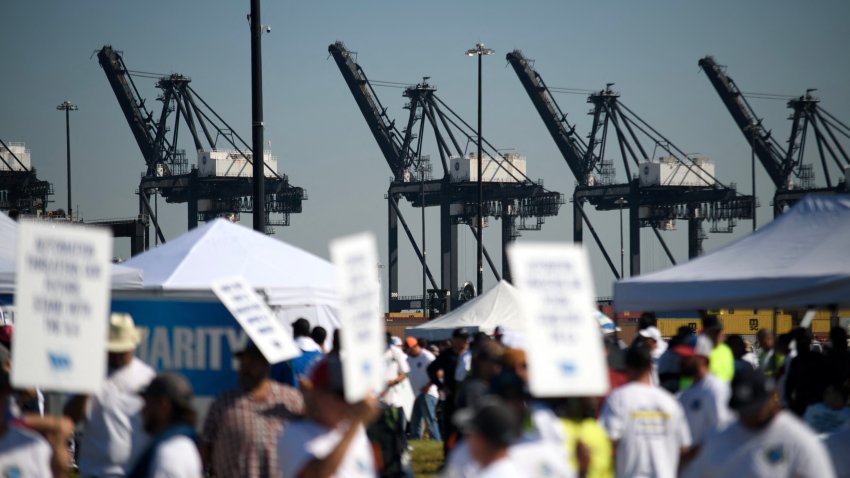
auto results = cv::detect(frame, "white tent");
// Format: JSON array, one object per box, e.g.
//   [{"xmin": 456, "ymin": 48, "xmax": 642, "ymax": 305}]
[
  {"xmin": 407, "ymin": 280, "xmax": 525, "ymax": 341},
  {"xmin": 0, "ymin": 211, "xmax": 143, "ymax": 293},
  {"xmin": 122, "ymin": 218, "xmax": 340, "ymax": 330},
  {"xmin": 614, "ymin": 194, "xmax": 850, "ymax": 312}
]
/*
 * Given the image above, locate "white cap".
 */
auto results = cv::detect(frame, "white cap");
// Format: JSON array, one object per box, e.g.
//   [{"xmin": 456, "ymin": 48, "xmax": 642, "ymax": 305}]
[{"xmin": 638, "ymin": 326, "xmax": 663, "ymax": 343}]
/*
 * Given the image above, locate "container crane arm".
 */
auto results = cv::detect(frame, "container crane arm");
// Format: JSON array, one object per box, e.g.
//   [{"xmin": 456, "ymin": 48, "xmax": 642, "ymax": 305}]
[
  {"xmin": 506, "ymin": 50, "xmax": 592, "ymax": 183},
  {"xmin": 328, "ymin": 42, "xmax": 407, "ymax": 180},
  {"xmin": 97, "ymin": 46, "xmax": 160, "ymax": 175},
  {"xmin": 698, "ymin": 56, "xmax": 789, "ymax": 188}
]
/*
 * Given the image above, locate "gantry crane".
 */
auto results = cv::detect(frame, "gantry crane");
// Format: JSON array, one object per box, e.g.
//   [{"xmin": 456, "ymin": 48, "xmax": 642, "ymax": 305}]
[
  {"xmin": 0, "ymin": 139, "xmax": 53, "ymax": 217},
  {"xmin": 507, "ymin": 51, "xmax": 754, "ymax": 278},
  {"xmin": 329, "ymin": 42, "xmax": 563, "ymax": 312},
  {"xmin": 699, "ymin": 56, "xmax": 849, "ymax": 215},
  {"xmin": 97, "ymin": 46, "xmax": 305, "ymax": 247}
]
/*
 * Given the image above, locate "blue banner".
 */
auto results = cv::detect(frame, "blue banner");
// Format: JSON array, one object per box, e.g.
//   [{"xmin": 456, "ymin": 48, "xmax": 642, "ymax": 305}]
[{"xmin": 111, "ymin": 297, "xmax": 246, "ymax": 396}]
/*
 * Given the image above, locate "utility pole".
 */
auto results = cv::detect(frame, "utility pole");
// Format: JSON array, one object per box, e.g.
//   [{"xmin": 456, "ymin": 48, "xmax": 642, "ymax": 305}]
[
  {"xmin": 250, "ymin": 0, "xmax": 265, "ymax": 232},
  {"xmin": 466, "ymin": 43, "xmax": 494, "ymax": 296},
  {"xmin": 57, "ymin": 101, "xmax": 78, "ymax": 221}
]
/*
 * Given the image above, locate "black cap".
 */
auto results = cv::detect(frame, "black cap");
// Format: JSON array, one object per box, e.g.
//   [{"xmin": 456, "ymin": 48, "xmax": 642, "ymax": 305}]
[
  {"xmin": 729, "ymin": 367, "xmax": 774, "ymax": 416},
  {"xmin": 452, "ymin": 327, "xmax": 470, "ymax": 340},
  {"xmin": 142, "ymin": 372, "xmax": 194, "ymax": 410},
  {"xmin": 453, "ymin": 397, "xmax": 519, "ymax": 447}
]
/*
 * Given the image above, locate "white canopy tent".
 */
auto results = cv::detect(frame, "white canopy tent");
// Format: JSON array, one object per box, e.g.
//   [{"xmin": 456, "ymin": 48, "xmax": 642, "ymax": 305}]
[
  {"xmin": 0, "ymin": 211, "xmax": 143, "ymax": 293},
  {"xmin": 614, "ymin": 194, "xmax": 850, "ymax": 312},
  {"xmin": 122, "ymin": 218, "xmax": 340, "ymax": 332},
  {"xmin": 407, "ymin": 280, "xmax": 526, "ymax": 341}
]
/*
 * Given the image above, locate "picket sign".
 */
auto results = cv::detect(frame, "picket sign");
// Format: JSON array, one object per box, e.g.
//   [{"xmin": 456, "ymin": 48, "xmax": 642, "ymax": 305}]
[
  {"xmin": 508, "ymin": 242, "xmax": 609, "ymax": 397},
  {"xmin": 212, "ymin": 277, "xmax": 301, "ymax": 364},
  {"xmin": 330, "ymin": 232, "xmax": 385, "ymax": 403},
  {"xmin": 12, "ymin": 221, "xmax": 112, "ymax": 394}
]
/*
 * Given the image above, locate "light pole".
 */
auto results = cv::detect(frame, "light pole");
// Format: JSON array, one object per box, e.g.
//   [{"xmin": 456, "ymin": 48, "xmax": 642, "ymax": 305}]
[
  {"xmin": 57, "ymin": 101, "xmax": 78, "ymax": 221},
  {"xmin": 466, "ymin": 42, "xmax": 493, "ymax": 296},
  {"xmin": 615, "ymin": 197, "xmax": 625, "ymax": 278},
  {"xmin": 249, "ymin": 0, "xmax": 265, "ymax": 232}
]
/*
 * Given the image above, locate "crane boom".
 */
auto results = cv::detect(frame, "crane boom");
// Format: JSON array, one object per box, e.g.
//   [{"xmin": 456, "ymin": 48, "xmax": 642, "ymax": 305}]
[
  {"xmin": 97, "ymin": 46, "xmax": 159, "ymax": 175},
  {"xmin": 328, "ymin": 42, "xmax": 407, "ymax": 179},
  {"xmin": 698, "ymin": 56, "xmax": 790, "ymax": 187},
  {"xmin": 506, "ymin": 50, "xmax": 593, "ymax": 184}
]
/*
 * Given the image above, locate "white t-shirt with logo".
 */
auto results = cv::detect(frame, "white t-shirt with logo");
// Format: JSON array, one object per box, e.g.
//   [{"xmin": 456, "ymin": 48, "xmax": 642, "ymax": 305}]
[
  {"xmin": 682, "ymin": 411, "xmax": 836, "ymax": 478},
  {"xmin": 600, "ymin": 381, "xmax": 691, "ymax": 478},
  {"xmin": 149, "ymin": 435, "xmax": 203, "ymax": 478},
  {"xmin": 678, "ymin": 373, "xmax": 733, "ymax": 446},
  {"xmin": 78, "ymin": 357, "xmax": 156, "ymax": 476},
  {"xmin": 0, "ymin": 425, "xmax": 52, "ymax": 477},
  {"xmin": 278, "ymin": 420, "xmax": 376, "ymax": 478},
  {"xmin": 407, "ymin": 349, "xmax": 438, "ymax": 398}
]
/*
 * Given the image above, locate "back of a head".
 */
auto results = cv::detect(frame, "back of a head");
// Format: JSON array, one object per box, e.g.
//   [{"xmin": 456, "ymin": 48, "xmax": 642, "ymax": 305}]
[
  {"xmin": 793, "ymin": 327, "xmax": 813, "ymax": 353},
  {"xmin": 829, "ymin": 326, "xmax": 848, "ymax": 353},
  {"xmin": 311, "ymin": 326, "xmax": 328, "ymax": 347},
  {"xmin": 725, "ymin": 335, "xmax": 746, "ymax": 359},
  {"xmin": 638, "ymin": 312, "xmax": 657, "ymax": 330},
  {"xmin": 625, "ymin": 342, "xmax": 653, "ymax": 373},
  {"xmin": 292, "ymin": 318, "xmax": 311, "ymax": 338},
  {"xmin": 145, "ymin": 372, "xmax": 196, "ymax": 427}
]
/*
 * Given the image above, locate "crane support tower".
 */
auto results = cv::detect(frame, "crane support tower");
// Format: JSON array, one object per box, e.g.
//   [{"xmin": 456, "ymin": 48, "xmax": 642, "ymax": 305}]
[
  {"xmin": 329, "ymin": 42, "xmax": 563, "ymax": 313},
  {"xmin": 0, "ymin": 139, "xmax": 54, "ymax": 217},
  {"xmin": 97, "ymin": 46, "xmax": 305, "ymax": 247},
  {"xmin": 699, "ymin": 56, "xmax": 849, "ymax": 215},
  {"xmin": 507, "ymin": 50, "xmax": 754, "ymax": 278}
]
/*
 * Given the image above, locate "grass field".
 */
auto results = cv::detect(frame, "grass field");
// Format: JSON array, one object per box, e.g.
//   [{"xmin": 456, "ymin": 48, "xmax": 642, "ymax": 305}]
[{"xmin": 410, "ymin": 439, "xmax": 444, "ymax": 477}]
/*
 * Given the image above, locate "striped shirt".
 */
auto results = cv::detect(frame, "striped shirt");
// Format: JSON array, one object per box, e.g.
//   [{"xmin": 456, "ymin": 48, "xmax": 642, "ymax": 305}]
[{"xmin": 202, "ymin": 381, "xmax": 304, "ymax": 477}]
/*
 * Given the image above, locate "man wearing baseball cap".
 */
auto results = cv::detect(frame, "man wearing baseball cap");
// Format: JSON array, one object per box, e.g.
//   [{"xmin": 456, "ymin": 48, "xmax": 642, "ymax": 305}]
[
  {"xmin": 404, "ymin": 337, "xmax": 440, "ymax": 441},
  {"xmin": 65, "ymin": 312, "xmax": 156, "ymax": 478},
  {"xmin": 683, "ymin": 367, "xmax": 835, "ymax": 478},
  {"xmin": 674, "ymin": 335, "xmax": 732, "ymax": 451},
  {"xmin": 129, "ymin": 373, "xmax": 201, "ymax": 478}
]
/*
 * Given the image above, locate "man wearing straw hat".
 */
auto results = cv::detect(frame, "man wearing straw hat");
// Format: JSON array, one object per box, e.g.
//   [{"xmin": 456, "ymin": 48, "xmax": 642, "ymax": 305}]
[{"xmin": 65, "ymin": 313, "xmax": 156, "ymax": 478}]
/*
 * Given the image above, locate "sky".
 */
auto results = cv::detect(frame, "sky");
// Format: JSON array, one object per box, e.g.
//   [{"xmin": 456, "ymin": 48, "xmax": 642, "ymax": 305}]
[{"xmin": 2, "ymin": 0, "xmax": 849, "ymax": 301}]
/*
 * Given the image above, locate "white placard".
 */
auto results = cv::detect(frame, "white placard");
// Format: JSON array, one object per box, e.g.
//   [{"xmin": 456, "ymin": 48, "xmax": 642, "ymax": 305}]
[
  {"xmin": 12, "ymin": 221, "xmax": 112, "ymax": 394},
  {"xmin": 508, "ymin": 242, "xmax": 609, "ymax": 397},
  {"xmin": 330, "ymin": 232, "xmax": 385, "ymax": 403},
  {"xmin": 212, "ymin": 277, "xmax": 301, "ymax": 364}
]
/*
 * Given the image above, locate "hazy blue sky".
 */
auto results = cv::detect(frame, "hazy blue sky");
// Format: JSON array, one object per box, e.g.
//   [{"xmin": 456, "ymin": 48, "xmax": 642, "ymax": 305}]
[{"xmin": 2, "ymin": 1, "xmax": 848, "ymax": 299}]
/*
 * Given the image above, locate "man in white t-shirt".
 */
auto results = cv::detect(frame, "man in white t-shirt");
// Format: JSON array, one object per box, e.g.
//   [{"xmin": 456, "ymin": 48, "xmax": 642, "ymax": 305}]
[
  {"xmin": 129, "ymin": 373, "xmax": 201, "ymax": 478},
  {"xmin": 637, "ymin": 326, "xmax": 664, "ymax": 386},
  {"xmin": 0, "ymin": 369, "xmax": 52, "ymax": 477},
  {"xmin": 405, "ymin": 337, "xmax": 441, "ymax": 440},
  {"xmin": 600, "ymin": 343, "xmax": 691, "ymax": 478},
  {"xmin": 382, "ymin": 333, "xmax": 411, "ymax": 410},
  {"xmin": 673, "ymin": 334, "xmax": 732, "ymax": 449},
  {"xmin": 65, "ymin": 313, "xmax": 156, "ymax": 478},
  {"xmin": 278, "ymin": 356, "xmax": 379, "ymax": 478},
  {"xmin": 683, "ymin": 367, "xmax": 836, "ymax": 478}
]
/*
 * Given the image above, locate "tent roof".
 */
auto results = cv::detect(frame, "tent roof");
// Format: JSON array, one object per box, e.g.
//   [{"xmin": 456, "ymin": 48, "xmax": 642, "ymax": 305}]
[
  {"xmin": 614, "ymin": 194, "xmax": 850, "ymax": 312},
  {"xmin": 408, "ymin": 280, "xmax": 524, "ymax": 340},
  {"xmin": 122, "ymin": 219, "xmax": 337, "ymax": 305}
]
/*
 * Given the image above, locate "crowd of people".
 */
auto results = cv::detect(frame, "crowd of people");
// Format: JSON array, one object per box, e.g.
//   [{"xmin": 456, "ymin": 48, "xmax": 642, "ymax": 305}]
[{"xmin": 0, "ymin": 309, "xmax": 848, "ymax": 477}]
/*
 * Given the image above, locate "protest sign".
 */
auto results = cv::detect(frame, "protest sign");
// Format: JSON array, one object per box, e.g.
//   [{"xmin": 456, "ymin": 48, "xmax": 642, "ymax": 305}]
[
  {"xmin": 508, "ymin": 242, "xmax": 609, "ymax": 397},
  {"xmin": 212, "ymin": 277, "xmax": 300, "ymax": 364},
  {"xmin": 330, "ymin": 232, "xmax": 384, "ymax": 403},
  {"xmin": 12, "ymin": 221, "xmax": 112, "ymax": 394}
]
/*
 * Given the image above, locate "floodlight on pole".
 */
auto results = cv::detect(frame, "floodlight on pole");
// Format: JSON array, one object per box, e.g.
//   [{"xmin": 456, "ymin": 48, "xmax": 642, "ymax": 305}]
[
  {"xmin": 466, "ymin": 42, "xmax": 494, "ymax": 297},
  {"xmin": 57, "ymin": 101, "xmax": 78, "ymax": 221}
]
